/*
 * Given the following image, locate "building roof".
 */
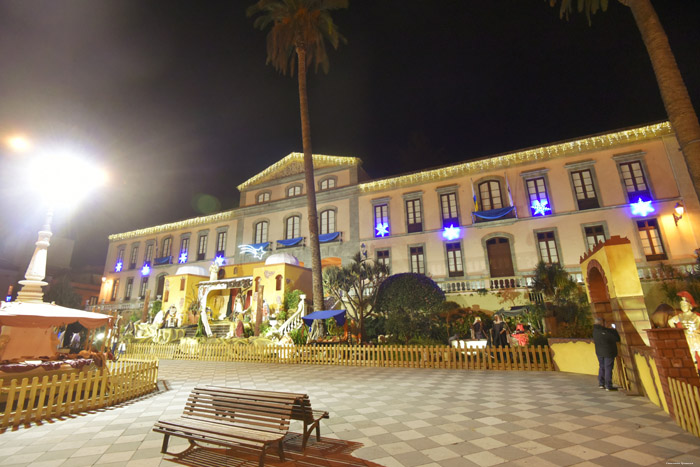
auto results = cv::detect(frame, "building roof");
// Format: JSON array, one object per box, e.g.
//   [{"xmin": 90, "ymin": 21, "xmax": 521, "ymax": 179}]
[{"xmin": 236, "ymin": 152, "xmax": 362, "ymax": 191}]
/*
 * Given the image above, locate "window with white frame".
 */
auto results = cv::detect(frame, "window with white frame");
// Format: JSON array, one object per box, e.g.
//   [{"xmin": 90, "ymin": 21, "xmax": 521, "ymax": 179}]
[
  {"xmin": 139, "ymin": 277, "xmax": 148, "ymax": 298},
  {"xmin": 570, "ymin": 169, "xmax": 599, "ymax": 210},
  {"xmin": 285, "ymin": 216, "xmax": 300, "ymax": 240},
  {"xmin": 124, "ymin": 277, "xmax": 133, "ymax": 300},
  {"xmin": 216, "ymin": 231, "xmax": 227, "ymax": 256},
  {"xmin": 144, "ymin": 244, "xmax": 154, "ymax": 263},
  {"xmin": 376, "ymin": 249, "xmax": 390, "ymax": 267},
  {"xmin": 440, "ymin": 193, "xmax": 459, "ymax": 228},
  {"xmin": 637, "ymin": 219, "xmax": 666, "ymax": 261},
  {"xmin": 129, "ymin": 245, "xmax": 139, "ymax": 269},
  {"xmin": 254, "ymin": 221, "xmax": 269, "ymax": 244},
  {"xmin": 584, "ymin": 225, "xmax": 606, "ymax": 251},
  {"xmin": 320, "ymin": 209, "xmax": 336, "ymax": 234},
  {"xmin": 526, "ymin": 177, "xmax": 550, "ymax": 215},
  {"xmin": 410, "ymin": 246, "xmax": 425, "ymax": 274},
  {"xmin": 374, "ymin": 203, "xmax": 389, "ymax": 237},
  {"xmin": 619, "ymin": 161, "xmax": 651, "ymax": 201},
  {"xmin": 180, "ymin": 237, "xmax": 190, "ymax": 262},
  {"xmin": 479, "ymin": 180, "xmax": 503, "ymax": 210},
  {"xmin": 256, "ymin": 192, "xmax": 270, "ymax": 204},
  {"xmin": 446, "ymin": 242, "xmax": 464, "ymax": 277},
  {"xmin": 287, "ymin": 185, "xmax": 301, "ymax": 197},
  {"xmin": 405, "ymin": 198, "xmax": 423, "ymax": 233},
  {"xmin": 161, "ymin": 237, "xmax": 172, "ymax": 258},
  {"xmin": 537, "ymin": 231, "xmax": 559, "ymax": 264},
  {"xmin": 197, "ymin": 234, "xmax": 208, "ymax": 260},
  {"xmin": 319, "ymin": 178, "xmax": 336, "ymax": 190},
  {"xmin": 110, "ymin": 279, "xmax": 120, "ymax": 301},
  {"xmin": 116, "ymin": 247, "xmax": 125, "ymax": 263}
]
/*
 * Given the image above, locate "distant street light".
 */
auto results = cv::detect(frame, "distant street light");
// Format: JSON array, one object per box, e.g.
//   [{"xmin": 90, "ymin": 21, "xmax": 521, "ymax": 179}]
[{"xmin": 3, "ymin": 135, "xmax": 108, "ymax": 304}]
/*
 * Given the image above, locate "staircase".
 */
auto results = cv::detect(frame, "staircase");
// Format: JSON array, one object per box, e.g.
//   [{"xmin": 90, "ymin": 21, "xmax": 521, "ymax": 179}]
[{"xmin": 183, "ymin": 322, "xmax": 232, "ymax": 338}]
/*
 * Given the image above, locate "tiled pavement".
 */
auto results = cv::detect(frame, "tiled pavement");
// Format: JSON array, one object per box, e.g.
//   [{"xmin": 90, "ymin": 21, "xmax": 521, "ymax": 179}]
[{"xmin": 1, "ymin": 360, "xmax": 700, "ymax": 466}]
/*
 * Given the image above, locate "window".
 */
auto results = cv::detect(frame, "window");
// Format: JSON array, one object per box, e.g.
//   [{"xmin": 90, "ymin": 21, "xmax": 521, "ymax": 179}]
[
  {"xmin": 256, "ymin": 192, "xmax": 270, "ymax": 203},
  {"xmin": 197, "ymin": 234, "xmax": 208, "ymax": 261},
  {"xmin": 374, "ymin": 204, "xmax": 389, "ymax": 237},
  {"xmin": 287, "ymin": 185, "xmax": 301, "ymax": 197},
  {"xmin": 479, "ymin": 180, "xmax": 503, "ymax": 211},
  {"xmin": 139, "ymin": 278, "xmax": 148, "ymax": 298},
  {"xmin": 409, "ymin": 246, "xmax": 425, "ymax": 274},
  {"xmin": 180, "ymin": 237, "xmax": 190, "ymax": 263},
  {"xmin": 285, "ymin": 216, "xmax": 300, "ymax": 240},
  {"xmin": 180, "ymin": 278, "xmax": 186, "ymax": 291},
  {"xmin": 440, "ymin": 193, "xmax": 459, "ymax": 228},
  {"xmin": 637, "ymin": 219, "xmax": 666, "ymax": 260},
  {"xmin": 144, "ymin": 244, "xmax": 154, "ymax": 263},
  {"xmin": 276, "ymin": 275, "xmax": 283, "ymax": 291},
  {"xmin": 129, "ymin": 246, "xmax": 139, "ymax": 269},
  {"xmin": 446, "ymin": 243, "xmax": 464, "ymax": 277},
  {"xmin": 319, "ymin": 178, "xmax": 336, "ymax": 190},
  {"xmin": 116, "ymin": 247, "xmax": 125, "ymax": 263},
  {"xmin": 124, "ymin": 277, "xmax": 133, "ymax": 300},
  {"xmin": 320, "ymin": 210, "xmax": 336, "ymax": 234},
  {"xmin": 537, "ymin": 231, "xmax": 559, "ymax": 264},
  {"xmin": 584, "ymin": 225, "xmax": 606, "ymax": 251},
  {"xmin": 619, "ymin": 161, "xmax": 651, "ymax": 201},
  {"xmin": 405, "ymin": 199, "xmax": 423, "ymax": 233},
  {"xmin": 377, "ymin": 249, "xmax": 390, "ymax": 267},
  {"xmin": 110, "ymin": 279, "xmax": 120, "ymax": 301},
  {"xmin": 161, "ymin": 237, "xmax": 172, "ymax": 258},
  {"xmin": 571, "ymin": 169, "xmax": 599, "ymax": 210},
  {"xmin": 216, "ymin": 231, "xmax": 227, "ymax": 256},
  {"xmin": 526, "ymin": 177, "xmax": 550, "ymax": 215},
  {"xmin": 254, "ymin": 221, "xmax": 269, "ymax": 244}
]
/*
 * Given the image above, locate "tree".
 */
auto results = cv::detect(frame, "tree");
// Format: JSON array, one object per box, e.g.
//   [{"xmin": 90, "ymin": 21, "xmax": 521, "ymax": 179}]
[
  {"xmin": 323, "ymin": 252, "xmax": 390, "ymax": 343},
  {"xmin": 550, "ymin": 0, "xmax": 700, "ymax": 199},
  {"xmin": 45, "ymin": 274, "xmax": 83, "ymax": 309},
  {"xmin": 532, "ymin": 261, "xmax": 590, "ymax": 328},
  {"xmin": 247, "ymin": 0, "xmax": 348, "ymax": 312},
  {"xmin": 375, "ymin": 273, "xmax": 446, "ymax": 344}
]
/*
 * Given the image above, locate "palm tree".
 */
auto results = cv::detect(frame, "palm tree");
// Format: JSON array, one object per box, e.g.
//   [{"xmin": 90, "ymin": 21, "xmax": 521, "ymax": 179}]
[
  {"xmin": 550, "ymin": 0, "xmax": 700, "ymax": 199},
  {"xmin": 247, "ymin": 0, "xmax": 347, "ymax": 311}
]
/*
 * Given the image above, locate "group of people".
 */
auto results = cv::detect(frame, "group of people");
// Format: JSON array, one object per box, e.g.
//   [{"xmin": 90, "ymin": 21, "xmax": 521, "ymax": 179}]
[{"xmin": 450, "ymin": 314, "xmax": 526, "ymax": 348}]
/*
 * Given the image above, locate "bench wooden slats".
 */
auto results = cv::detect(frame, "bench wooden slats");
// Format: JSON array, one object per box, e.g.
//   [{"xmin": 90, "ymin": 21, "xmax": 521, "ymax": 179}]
[
  {"xmin": 153, "ymin": 387, "xmax": 298, "ymax": 467},
  {"xmin": 200, "ymin": 385, "xmax": 330, "ymax": 450}
]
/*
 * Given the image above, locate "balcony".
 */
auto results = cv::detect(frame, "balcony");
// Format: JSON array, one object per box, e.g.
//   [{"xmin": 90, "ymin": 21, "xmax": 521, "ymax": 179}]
[
  {"xmin": 153, "ymin": 256, "xmax": 172, "ymax": 266},
  {"xmin": 472, "ymin": 206, "xmax": 517, "ymax": 224}
]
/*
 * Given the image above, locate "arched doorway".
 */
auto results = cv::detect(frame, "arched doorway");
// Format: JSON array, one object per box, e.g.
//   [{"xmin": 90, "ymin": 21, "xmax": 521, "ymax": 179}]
[
  {"xmin": 486, "ymin": 237, "xmax": 514, "ymax": 277},
  {"xmin": 586, "ymin": 262, "xmax": 614, "ymax": 326}
]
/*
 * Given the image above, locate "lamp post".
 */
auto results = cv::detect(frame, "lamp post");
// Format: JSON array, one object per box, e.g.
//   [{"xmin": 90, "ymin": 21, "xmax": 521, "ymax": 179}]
[{"xmin": 3, "ymin": 136, "xmax": 107, "ymax": 304}]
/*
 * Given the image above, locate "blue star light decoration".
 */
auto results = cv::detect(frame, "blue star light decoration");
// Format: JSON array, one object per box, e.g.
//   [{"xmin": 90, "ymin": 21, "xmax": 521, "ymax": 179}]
[
  {"xmin": 239, "ymin": 244, "xmax": 267, "ymax": 260},
  {"xmin": 442, "ymin": 224, "xmax": 461, "ymax": 240},
  {"xmin": 141, "ymin": 264, "xmax": 151, "ymax": 276},
  {"xmin": 214, "ymin": 255, "xmax": 225, "ymax": 267},
  {"xmin": 375, "ymin": 222, "xmax": 389, "ymax": 237},
  {"xmin": 631, "ymin": 198, "xmax": 654, "ymax": 217},
  {"xmin": 531, "ymin": 199, "xmax": 551, "ymax": 216},
  {"xmin": 178, "ymin": 252, "xmax": 188, "ymax": 264},
  {"xmin": 115, "ymin": 261, "xmax": 123, "ymax": 272}
]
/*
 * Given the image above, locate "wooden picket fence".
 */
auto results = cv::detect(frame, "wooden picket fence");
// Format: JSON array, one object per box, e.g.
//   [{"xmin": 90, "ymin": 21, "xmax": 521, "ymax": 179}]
[
  {"xmin": 124, "ymin": 342, "xmax": 554, "ymax": 371},
  {"xmin": 669, "ymin": 376, "xmax": 700, "ymax": 438},
  {"xmin": 0, "ymin": 358, "xmax": 158, "ymax": 430}
]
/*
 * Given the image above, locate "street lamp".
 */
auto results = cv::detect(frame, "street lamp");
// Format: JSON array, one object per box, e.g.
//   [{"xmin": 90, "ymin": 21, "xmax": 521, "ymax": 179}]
[{"xmin": 4, "ymin": 137, "xmax": 108, "ymax": 303}]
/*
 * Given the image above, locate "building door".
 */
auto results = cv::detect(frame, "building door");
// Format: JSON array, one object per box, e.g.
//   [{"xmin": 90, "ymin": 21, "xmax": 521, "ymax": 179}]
[{"xmin": 486, "ymin": 237, "xmax": 514, "ymax": 277}]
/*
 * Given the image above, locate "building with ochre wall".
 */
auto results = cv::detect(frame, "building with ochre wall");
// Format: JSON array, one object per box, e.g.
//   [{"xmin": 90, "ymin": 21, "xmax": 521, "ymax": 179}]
[{"xmin": 98, "ymin": 122, "xmax": 700, "ymax": 314}]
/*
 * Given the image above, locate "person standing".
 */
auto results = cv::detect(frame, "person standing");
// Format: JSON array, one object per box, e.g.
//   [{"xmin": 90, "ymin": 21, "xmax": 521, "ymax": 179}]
[
  {"xmin": 491, "ymin": 314, "xmax": 509, "ymax": 347},
  {"xmin": 593, "ymin": 316, "xmax": 621, "ymax": 391},
  {"xmin": 472, "ymin": 316, "xmax": 486, "ymax": 340}
]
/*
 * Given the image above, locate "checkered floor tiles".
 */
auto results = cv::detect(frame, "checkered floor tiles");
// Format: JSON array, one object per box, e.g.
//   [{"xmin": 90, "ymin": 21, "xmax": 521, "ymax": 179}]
[{"xmin": 0, "ymin": 360, "xmax": 699, "ymax": 466}]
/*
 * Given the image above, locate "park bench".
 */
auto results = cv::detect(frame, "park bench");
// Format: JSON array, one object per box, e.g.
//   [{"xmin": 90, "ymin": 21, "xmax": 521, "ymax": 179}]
[
  {"xmin": 153, "ymin": 386, "xmax": 299, "ymax": 467},
  {"xmin": 200, "ymin": 385, "xmax": 330, "ymax": 450}
]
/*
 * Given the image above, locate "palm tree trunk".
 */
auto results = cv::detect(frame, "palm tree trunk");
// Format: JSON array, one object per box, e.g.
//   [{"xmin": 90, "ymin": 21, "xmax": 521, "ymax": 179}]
[
  {"xmin": 296, "ymin": 45, "xmax": 324, "ymax": 312},
  {"xmin": 625, "ymin": 0, "xmax": 700, "ymax": 198}
]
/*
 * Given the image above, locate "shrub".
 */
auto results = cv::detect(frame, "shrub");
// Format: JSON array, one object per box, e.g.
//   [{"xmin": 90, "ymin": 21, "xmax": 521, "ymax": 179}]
[
  {"xmin": 284, "ymin": 289, "xmax": 303, "ymax": 313},
  {"xmin": 529, "ymin": 333, "xmax": 550, "ymax": 347}
]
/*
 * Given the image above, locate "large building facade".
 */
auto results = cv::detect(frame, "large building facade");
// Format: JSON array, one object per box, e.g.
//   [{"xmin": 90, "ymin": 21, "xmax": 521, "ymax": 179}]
[{"xmin": 99, "ymin": 122, "xmax": 700, "ymax": 313}]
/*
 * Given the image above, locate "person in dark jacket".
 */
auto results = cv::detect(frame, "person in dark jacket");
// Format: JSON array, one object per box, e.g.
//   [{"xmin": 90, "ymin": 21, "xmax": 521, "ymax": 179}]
[{"xmin": 593, "ymin": 317, "xmax": 621, "ymax": 391}]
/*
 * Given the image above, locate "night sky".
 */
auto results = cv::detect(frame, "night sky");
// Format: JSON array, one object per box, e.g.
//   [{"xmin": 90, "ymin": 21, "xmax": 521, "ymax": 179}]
[{"xmin": 0, "ymin": 0, "xmax": 699, "ymax": 270}]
